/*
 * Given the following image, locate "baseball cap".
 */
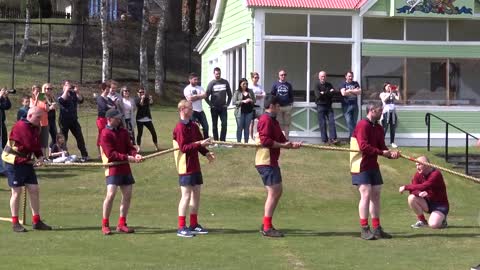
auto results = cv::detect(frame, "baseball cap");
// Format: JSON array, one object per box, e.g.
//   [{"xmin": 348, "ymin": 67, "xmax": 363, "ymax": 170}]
[{"xmin": 105, "ymin": 109, "xmax": 122, "ymax": 119}]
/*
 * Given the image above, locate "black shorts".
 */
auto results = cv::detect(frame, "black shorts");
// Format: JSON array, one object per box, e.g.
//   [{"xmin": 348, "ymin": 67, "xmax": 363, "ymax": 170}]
[
  {"xmin": 427, "ymin": 201, "xmax": 449, "ymax": 216},
  {"xmin": 179, "ymin": 172, "xmax": 203, "ymax": 186},
  {"xmin": 106, "ymin": 174, "xmax": 135, "ymax": 186},
  {"xmin": 5, "ymin": 163, "xmax": 38, "ymax": 187},
  {"xmin": 352, "ymin": 169, "xmax": 383, "ymax": 186},
  {"xmin": 256, "ymin": 166, "xmax": 282, "ymax": 186}
]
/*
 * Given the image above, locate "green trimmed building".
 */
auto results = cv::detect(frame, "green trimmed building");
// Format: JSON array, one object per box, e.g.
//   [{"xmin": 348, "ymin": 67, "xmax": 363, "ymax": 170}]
[{"xmin": 195, "ymin": 0, "xmax": 480, "ymax": 146}]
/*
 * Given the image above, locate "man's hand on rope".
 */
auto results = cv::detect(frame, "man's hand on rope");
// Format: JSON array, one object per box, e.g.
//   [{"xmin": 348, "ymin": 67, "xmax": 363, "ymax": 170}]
[
  {"xmin": 128, "ymin": 154, "xmax": 143, "ymax": 163},
  {"xmin": 382, "ymin": 150, "xmax": 400, "ymax": 159},
  {"xmin": 199, "ymin": 138, "xmax": 212, "ymax": 147},
  {"xmin": 206, "ymin": 152, "xmax": 215, "ymax": 163}
]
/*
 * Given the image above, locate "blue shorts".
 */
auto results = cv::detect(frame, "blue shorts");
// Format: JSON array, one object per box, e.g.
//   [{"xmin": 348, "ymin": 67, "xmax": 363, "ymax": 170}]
[
  {"xmin": 106, "ymin": 174, "xmax": 135, "ymax": 186},
  {"xmin": 256, "ymin": 166, "xmax": 282, "ymax": 186},
  {"xmin": 179, "ymin": 172, "xmax": 203, "ymax": 186},
  {"xmin": 427, "ymin": 201, "xmax": 449, "ymax": 216},
  {"xmin": 5, "ymin": 163, "xmax": 38, "ymax": 187},
  {"xmin": 352, "ymin": 169, "xmax": 383, "ymax": 186}
]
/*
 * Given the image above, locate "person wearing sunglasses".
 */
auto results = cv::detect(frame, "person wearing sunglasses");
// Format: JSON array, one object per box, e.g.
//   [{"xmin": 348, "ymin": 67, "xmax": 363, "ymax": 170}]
[
  {"xmin": 271, "ymin": 70, "xmax": 294, "ymax": 139},
  {"xmin": 135, "ymin": 87, "xmax": 159, "ymax": 151}
]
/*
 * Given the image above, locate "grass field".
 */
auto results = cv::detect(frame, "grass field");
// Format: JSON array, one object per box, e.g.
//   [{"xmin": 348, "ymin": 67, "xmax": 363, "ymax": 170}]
[{"xmin": 0, "ymin": 106, "xmax": 479, "ymax": 270}]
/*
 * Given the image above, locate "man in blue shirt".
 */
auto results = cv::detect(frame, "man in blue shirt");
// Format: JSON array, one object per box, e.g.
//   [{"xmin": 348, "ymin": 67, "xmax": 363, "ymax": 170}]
[
  {"xmin": 271, "ymin": 70, "xmax": 294, "ymax": 139},
  {"xmin": 58, "ymin": 80, "xmax": 89, "ymax": 161},
  {"xmin": 340, "ymin": 71, "xmax": 362, "ymax": 138}
]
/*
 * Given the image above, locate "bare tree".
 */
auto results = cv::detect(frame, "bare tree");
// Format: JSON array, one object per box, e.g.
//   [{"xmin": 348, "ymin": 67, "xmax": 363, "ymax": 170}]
[
  {"xmin": 139, "ymin": 0, "xmax": 150, "ymax": 90},
  {"xmin": 197, "ymin": 0, "xmax": 211, "ymax": 36},
  {"xmin": 167, "ymin": 0, "xmax": 181, "ymax": 32},
  {"xmin": 154, "ymin": 0, "xmax": 168, "ymax": 96},
  {"xmin": 65, "ymin": 0, "xmax": 89, "ymax": 47},
  {"xmin": 182, "ymin": 0, "xmax": 197, "ymax": 35},
  {"xmin": 100, "ymin": 0, "xmax": 111, "ymax": 81},
  {"xmin": 17, "ymin": 0, "xmax": 31, "ymax": 61}
]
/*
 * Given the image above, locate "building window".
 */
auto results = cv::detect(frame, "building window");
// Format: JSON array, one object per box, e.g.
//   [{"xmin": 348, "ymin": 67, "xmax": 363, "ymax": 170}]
[
  {"xmin": 363, "ymin": 17, "xmax": 403, "ymax": 40},
  {"xmin": 449, "ymin": 20, "xmax": 480, "ymax": 41},
  {"xmin": 448, "ymin": 59, "xmax": 480, "ymax": 105},
  {"xmin": 224, "ymin": 44, "xmax": 247, "ymax": 93},
  {"xmin": 406, "ymin": 19, "xmax": 446, "ymax": 41},
  {"xmin": 310, "ymin": 15, "xmax": 351, "ymax": 38},
  {"xmin": 265, "ymin": 13, "xmax": 308, "ymax": 36},
  {"xmin": 362, "ymin": 57, "xmax": 404, "ymax": 104},
  {"xmin": 264, "ymin": 41, "xmax": 307, "ymax": 102}
]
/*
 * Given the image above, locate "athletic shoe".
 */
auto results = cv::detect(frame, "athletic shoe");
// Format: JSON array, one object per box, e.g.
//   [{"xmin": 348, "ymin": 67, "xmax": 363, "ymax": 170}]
[
  {"xmin": 116, "ymin": 224, "xmax": 135, "ymax": 233},
  {"xmin": 471, "ymin": 264, "xmax": 480, "ymax": 270},
  {"xmin": 189, "ymin": 224, "xmax": 208, "ymax": 235},
  {"xmin": 80, "ymin": 156, "xmax": 90, "ymax": 163},
  {"xmin": 360, "ymin": 225, "xmax": 375, "ymax": 240},
  {"xmin": 391, "ymin": 143, "xmax": 398, "ymax": 148},
  {"xmin": 12, "ymin": 222, "xmax": 27, "ymax": 233},
  {"xmin": 411, "ymin": 220, "xmax": 428, "ymax": 229},
  {"xmin": 261, "ymin": 228, "xmax": 284, "ymax": 237},
  {"xmin": 440, "ymin": 218, "xmax": 448, "ymax": 229},
  {"xmin": 260, "ymin": 224, "xmax": 278, "ymax": 232},
  {"xmin": 102, "ymin": 226, "xmax": 112, "ymax": 235},
  {"xmin": 373, "ymin": 226, "xmax": 392, "ymax": 239},
  {"xmin": 177, "ymin": 226, "xmax": 195, "ymax": 238},
  {"xmin": 32, "ymin": 220, "xmax": 52, "ymax": 230},
  {"xmin": 329, "ymin": 139, "xmax": 339, "ymax": 145}
]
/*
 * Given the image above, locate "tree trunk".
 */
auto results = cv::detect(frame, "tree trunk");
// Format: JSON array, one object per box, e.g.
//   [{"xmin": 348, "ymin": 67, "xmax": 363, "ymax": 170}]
[
  {"xmin": 167, "ymin": 0, "xmax": 181, "ymax": 32},
  {"xmin": 17, "ymin": 0, "xmax": 31, "ymax": 61},
  {"xmin": 197, "ymin": 0, "xmax": 211, "ymax": 36},
  {"xmin": 139, "ymin": 0, "xmax": 149, "ymax": 90},
  {"xmin": 155, "ymin": 0, "xmax": 168, "ymax": 96},
  {"xmin": 100, "ymin": 0, "xmax": 111, "ymax": 81},
  {"xmin": 65, "ymin": 0, "xmax": 88, "ymax": 47},
  {"xmin": 182, "ymin": 0, "xmax": 197, "ymax": 35}
]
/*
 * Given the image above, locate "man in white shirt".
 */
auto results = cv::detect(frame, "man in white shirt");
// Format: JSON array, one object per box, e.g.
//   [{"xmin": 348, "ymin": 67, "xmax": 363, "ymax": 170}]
[{"xmin": 184, "ymin": 73, "xmax": 209, "ymax": 139}]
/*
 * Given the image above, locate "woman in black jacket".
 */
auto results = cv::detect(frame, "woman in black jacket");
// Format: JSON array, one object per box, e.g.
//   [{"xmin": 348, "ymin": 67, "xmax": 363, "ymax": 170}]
[{"xmin": 135, "ymin": 87, "xmax": 159, "ymax": 152}]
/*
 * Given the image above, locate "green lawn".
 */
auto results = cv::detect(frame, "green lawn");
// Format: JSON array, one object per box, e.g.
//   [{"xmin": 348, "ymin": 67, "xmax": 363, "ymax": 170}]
[{"xmin": 0, "ymin": 106, "xmax": 479, "ymax": 270}]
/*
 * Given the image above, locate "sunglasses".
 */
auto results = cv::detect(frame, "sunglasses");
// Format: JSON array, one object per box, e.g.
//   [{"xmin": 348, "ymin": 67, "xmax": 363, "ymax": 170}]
[
  {"xmin": 138, "ymin": 91, "xmax": 145, "ymax": 94},
  {"xmin": 45, "ymin": 87, "xmax": 52, "ymax": 90},
  {"xmin": 253, "ymin": 76, "xmax": 259, "ymax": 79},
  {"xmin": 280, "ymin": 74, "xmax": 287, "ymax": 76},
  {"xmin": 123, "ymin": 90, "xmax": 130, "ymax": 92}
]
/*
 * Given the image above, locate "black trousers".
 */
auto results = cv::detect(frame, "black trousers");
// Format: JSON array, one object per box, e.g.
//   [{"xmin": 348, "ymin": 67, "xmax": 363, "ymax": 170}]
[
  {"xmin": 48, "ymin": 116, "xmax": 57, "ymax": 147},
  {"xmin": 136, "ymin": 121, "xmax": 158, "ymax": 146},
  {"xmin": 1, "ymin": 122, "xmax": 7, "ymax": 149},
  {"xmin": 59, "ymin": 119, "xmax": 88, "ymax": 157}
]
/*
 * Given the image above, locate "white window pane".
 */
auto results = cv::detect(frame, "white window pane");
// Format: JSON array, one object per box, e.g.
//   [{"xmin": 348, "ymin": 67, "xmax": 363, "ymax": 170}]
[
  {"xmin": 406, "ymin": 19, "xmax": 446, "ymax": 41},
  {"xmin": 265, "ymin": 13, "xmax": 307, "ymax": 36},
  {"xmin": 310, "ymin": 15, "xmax": 351, "ymax": 38},
  {"xmin": 407, "ymin": 58, "xmax": 447, "ymax": 105},
  {"xmin": 363, "ymin": 17, "xmax": 403, "ymax": 40},
  {"xmin": 265, "ymin": 42, "xmax": 307, "ymax": 102},
  {"xmin": 449, "ymin": 20, "xmax": 480, "ymax": 41}
]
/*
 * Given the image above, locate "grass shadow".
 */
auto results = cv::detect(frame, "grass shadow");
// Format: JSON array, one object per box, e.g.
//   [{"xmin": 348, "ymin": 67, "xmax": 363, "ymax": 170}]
[{"xmin": 394, "ymin": 232, "xmax": 480, "ymax": 238}]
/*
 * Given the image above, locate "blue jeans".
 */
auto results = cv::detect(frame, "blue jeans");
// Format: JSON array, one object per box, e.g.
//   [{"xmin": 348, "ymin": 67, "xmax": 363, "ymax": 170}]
[
  {"xmin": 211, "ymin": 107, "xmax": 228, "ymax": 141},
  {"xmin": 317, "ymin": 105, "xmax": 337, "ymax": 143},
  {"xmin": 342, "ymin": 103, "xmax": 358, "ymax": 137},
  {"xmin": 236, "ymin": 112, "xmax": 254, "ymax": 143},
  {"xmin": 192, "ymin": 111, "xmax": 209, "ymax": 139}
]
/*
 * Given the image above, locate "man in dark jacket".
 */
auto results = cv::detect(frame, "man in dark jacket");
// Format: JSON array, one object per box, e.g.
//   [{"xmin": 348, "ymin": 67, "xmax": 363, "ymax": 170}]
[
  {"xmin": 205, "ymin": 67, "xmax": 232, "ymax": 142},
  {"xmin": 271, "ymin": 70, "xmax": 294, "ymax": 139},
  {"xmin": 314, "ymin": 71, "xmax": 338, "ymax": 144},
  {"xmin": 0, "ymin": 87, "xmax": 12, "ymax": 148},
  {"xmin": 58, "ymin": 80, "xmax": 89, "ymax": 161}
]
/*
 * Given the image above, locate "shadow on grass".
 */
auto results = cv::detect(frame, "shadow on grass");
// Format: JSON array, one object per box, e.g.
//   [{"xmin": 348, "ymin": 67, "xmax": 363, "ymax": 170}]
[
  {"xmin": 446, "ymin": 225, "xmax": 479, "ymax": 229},
  {"xmin": 394, "ymin": 232, "xmax": 480, "ymax": 238}
]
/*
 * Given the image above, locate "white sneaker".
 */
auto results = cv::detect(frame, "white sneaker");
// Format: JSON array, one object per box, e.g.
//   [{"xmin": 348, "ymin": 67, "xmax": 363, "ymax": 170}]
[
  {"xmin": 411, "ymin": 220, "xmax": 428, "ymax": 229},
  {"xmin": 391, "ymin": 143, "xmax": 398, "ymax": 148}
]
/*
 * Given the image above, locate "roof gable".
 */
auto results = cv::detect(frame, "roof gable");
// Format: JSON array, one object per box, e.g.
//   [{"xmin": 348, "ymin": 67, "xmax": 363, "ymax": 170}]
[{"xmin": 246, "ymin": 0, "xmax": 369, "ymax": 9}]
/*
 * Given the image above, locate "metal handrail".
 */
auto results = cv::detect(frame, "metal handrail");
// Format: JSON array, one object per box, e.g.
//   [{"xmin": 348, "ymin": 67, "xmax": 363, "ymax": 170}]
[{"xmin": 425, "ymin": 112, "xmax": 478, "ymax": 175}]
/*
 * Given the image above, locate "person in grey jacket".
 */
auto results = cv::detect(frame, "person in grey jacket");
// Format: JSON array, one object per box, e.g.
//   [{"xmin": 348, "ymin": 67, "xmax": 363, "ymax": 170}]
[
  {"xmin": 232, "ymin": 78, "xmax": 256, "ymax": 143},
  {"xmin": 205, "ymin": 67, "xmax": 232, "ymax": 142}
]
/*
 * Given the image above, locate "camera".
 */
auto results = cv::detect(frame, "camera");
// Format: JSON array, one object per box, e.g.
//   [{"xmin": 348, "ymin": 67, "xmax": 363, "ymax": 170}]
[{"xmin": 7, "ymin": 89, "xmax": 16, "ymax": 94}]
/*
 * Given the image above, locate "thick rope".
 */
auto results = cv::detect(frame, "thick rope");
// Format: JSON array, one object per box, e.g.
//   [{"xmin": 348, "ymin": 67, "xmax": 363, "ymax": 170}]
[{"xmin": 22, "ymin": 186, "xmax": 26, "ymax": 225}]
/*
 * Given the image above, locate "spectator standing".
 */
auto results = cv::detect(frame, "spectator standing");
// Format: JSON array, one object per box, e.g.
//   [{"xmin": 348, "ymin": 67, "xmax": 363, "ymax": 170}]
[
  {"xmin": 0, "ymin": 87, "xmax": 12, "ymax": 148},
  {"xmin": 57, "ymin": 80, "xmax": 89, "ymax": 161},
  {"xmin": 314, "ymin": 71, "xmax": 338, "ymax": 145},
  {"xmin": 379, "ymin": 82, "xmax": 400, "ymax": 148},
  {"xmin": 205, "ymin": 67, "xmax": 232, "ymax": 143},
  {"xmin": 135, "ymin": 88, "xmax": 159, "ymax": 151},
  {"xmin": 184, "ymin": 73, "xmax": 209, "ymax": 139},
  {"xmin": 340, "ymin": 71, "xmax": 362, "ymax": 137},
  {"xmin": 16, "ymin": 95, "xmax": 30, "ymax": 121},
  {"xmin": 271, "ymin": 70, "xmax": 294, "ymax": 139},
  {"xmin": 120, "ymin": 86, "xmax": 137, "ymax": 146},
  {"xmin": 249, "ymin": 72, "xmax": 265, "ymax": 140},
  {"xmin": 232, "ymin": 78, "xmax": 256, "ymax": 143},
  {"xmin": 30, "ymin": 85, "xmax": 49, "ymax": 159},
  {"xmin": 43, "ymin": 83, "xmax": 58, "ymax": 147}
]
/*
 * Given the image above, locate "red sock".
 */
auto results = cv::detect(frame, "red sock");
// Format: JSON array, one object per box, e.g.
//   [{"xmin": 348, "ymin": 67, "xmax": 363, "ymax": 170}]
[
  {"xmin": 360, "ymin": 218, "xmax": 368, "ymax": 227},
  {"xmin": 33, "ymin": 215, "xmax": 40, "ymax": 224},
  {"xmin": 263, "ymin": 216, "xmax": 272, "ymax": 231},
  {"xmin": 11, "ymin": 216, "xmax": 19, "ymax": 224},
  {"xmin": 190, "ymin": 214, "xmax": 198, "ymax": 228},
  {"xmin": 102, "ymin": 218, "xmax": 109, "ymax": 227},
  {"xmin": 417, "ymin": 215, "xmax": 427, "ymax": 222},
  {"xmin": 178, "ymin": 216, "xmax": 186, "ymax": 229},
  {"xmin": 372, "ymin": 218, "xmax": 380, "ymax": 229},
  {"xmin": 118, "ymin": 216, "xmax": 126, "ymax": 226}
]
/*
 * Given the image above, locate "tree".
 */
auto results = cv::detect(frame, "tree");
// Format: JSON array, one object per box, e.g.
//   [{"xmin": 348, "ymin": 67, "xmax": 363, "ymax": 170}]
[
  {"xmin": 100, "ymin": 0, "xmax": 111, "ymax": 82},
  {"xmin": 182, "ymin": 0, "xmax": 197, "ymax": 34},
  {"xmin": 139, "ymin": 0, "xmax": 150, "ymax": 90},
  {"xmin": 17, "ymin": 0, "xmax": 31, "ymax": 61},
  {"xmin": 154, "ymin": 0, "xmax": 168, "ymax": 96},
  {"xmin": 167, "ymin": 0, "xmax": 181, "ymax": 32},
  {"xmin": 197, "ymin": 0, "xmax": 211, "ymax": 36},
  {"xmin": 65, "ymin": 0, "xmax": 89, "ymax": 47}
]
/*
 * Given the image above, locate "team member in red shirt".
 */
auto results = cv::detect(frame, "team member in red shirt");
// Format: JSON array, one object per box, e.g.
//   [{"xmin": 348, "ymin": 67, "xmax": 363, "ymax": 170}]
[
  {"xmin": 399, "ymin": 156, "xmax": 449, "ymax": 229},
  {"xmin": 173, "ymin": 100, "xmax": 215, "ymax": 238},
  {"xmin": 99, "ymin": 109, "xmax": 143, "ymax": 235},
  {"xmin": 256, "ymin": 95, "xmax": 302, "ymax": 237},
  {"xmin": 350, "ymin": 101, "xmax": 399, "ymax": 240},
  {"xmin": 2, "ymin": 107, "xmax": 52, "ymax": 232}
]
